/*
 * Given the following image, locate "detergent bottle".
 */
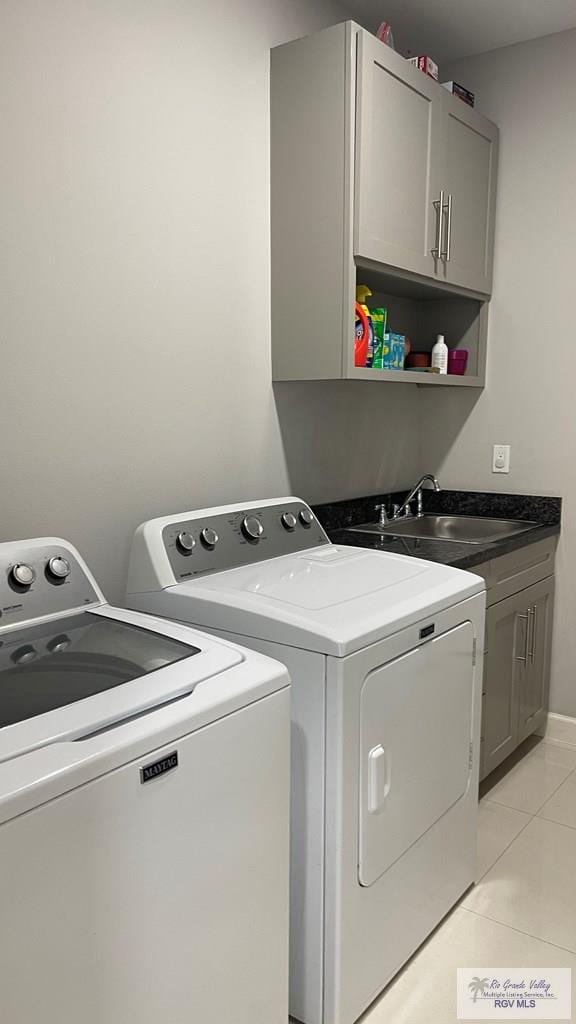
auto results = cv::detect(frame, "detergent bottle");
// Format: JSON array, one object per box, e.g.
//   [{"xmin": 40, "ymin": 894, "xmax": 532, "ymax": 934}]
[{"xmin": 355, "ymin": 285, "xmax": 374, "ymax": 367}]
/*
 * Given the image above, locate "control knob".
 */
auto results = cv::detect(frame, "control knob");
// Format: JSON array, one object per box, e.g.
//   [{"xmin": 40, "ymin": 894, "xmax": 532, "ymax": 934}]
[
  {"xmin": 10, "ymin": 563, "xmax": 36, "ymax": 588},
  {"xmin": 200, "ymin": 527, "xmax": 219, "ymax": 548},
  {"xmin": 47, "ymin": 556, "xmax": 71, "ymax": 580},
  {"xmin": 176, "ymin": 531, "xmax": 195, "ymax": 554},
  {"xmin": 11, "ymin": 644, "xmax": 37, "ymax": 665},
  {"xmin": 299, "ymin": 508, "xmax": 314, "ymax": 527},
  {"xmin": 242, "ymin": 516, "xmax": 264, "ymax": 541},
  {"xmin": 47, "ymin": 634, "xmax": 71, "ymax": 654},
  {"xmin": 281, "ymin": 512, "xmax": 297, "ymax": 531}
]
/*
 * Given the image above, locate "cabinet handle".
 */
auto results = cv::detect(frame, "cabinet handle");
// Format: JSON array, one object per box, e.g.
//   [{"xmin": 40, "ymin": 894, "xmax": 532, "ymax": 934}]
[
  {"xmin": 516, "ymin": 612, "xmax": 529, "ymax": 663},
  {"xmin": 442, "ymin": 193, "xmax": 453, "ymax": 261},
  {"xmin": 431, "ymin": 189, "xmax": 444, "ymax": 257},
  {"xmin": 529, "ymin": 605, "xmax": 537, "ymax": 663}
]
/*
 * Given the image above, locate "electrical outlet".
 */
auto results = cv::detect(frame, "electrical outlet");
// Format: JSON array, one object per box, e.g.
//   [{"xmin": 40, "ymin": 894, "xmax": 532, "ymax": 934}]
[{"xmin": 492, "ymin": 444, "xmax": 511, "ymax": 474}]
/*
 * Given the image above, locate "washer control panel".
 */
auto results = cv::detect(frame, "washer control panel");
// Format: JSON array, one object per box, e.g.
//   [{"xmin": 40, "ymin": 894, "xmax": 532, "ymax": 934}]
[
  {"xmin": 162, "ymin": 501, "xmax": 329, "ymax": 580},
  {"xmin": 0, "ymin": 542, "xmax": 100, "ymax": 629}
]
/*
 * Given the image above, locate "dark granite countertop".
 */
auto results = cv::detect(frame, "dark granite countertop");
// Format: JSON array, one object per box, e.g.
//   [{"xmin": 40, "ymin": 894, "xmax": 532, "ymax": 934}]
[{"xmin": 312, "ymin": 490, "xmax": 561, "ymax": 571}]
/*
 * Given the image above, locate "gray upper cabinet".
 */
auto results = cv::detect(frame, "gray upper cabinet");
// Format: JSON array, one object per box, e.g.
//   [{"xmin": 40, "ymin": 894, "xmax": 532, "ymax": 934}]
[
  {"xmin": 270, "ymin": 22, "xmax": 498, "ymax": 384},
  {"xmin": 353, "ymin": 31, "xmax": 498, "ymax": 296},
  {"xmin": 438, "ymin": 94, "xmax": 498, "ymax": 294},
  {"xmin": 354, "ymin": 32, "xmax": 442, "ymax": 280}
]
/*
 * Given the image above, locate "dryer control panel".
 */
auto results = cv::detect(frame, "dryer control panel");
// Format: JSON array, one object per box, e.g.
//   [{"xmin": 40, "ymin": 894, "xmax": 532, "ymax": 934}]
[
  {"xmin": 0, "ymin": 541, "xmax": 102, "ymax": 630},
  {"xmin": 162, "ymin": 500, "xmax": 329, "ymax": 581}
]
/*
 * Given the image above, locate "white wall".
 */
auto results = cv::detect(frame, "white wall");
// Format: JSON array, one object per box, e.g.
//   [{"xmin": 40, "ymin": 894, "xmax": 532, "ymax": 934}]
[
  {"xmin": 0, "ymin": 1, "xmax": 420, "ymax": 601},
  {"xmin": 420, "ymin": 29, "xmax": 576, "ymax": 715}
]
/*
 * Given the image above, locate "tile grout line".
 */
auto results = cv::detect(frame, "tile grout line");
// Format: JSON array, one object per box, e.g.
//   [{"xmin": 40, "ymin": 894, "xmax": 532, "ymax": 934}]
[
  {"xmin": 537, "ymin": 810, "xmax": 576, "ymax": 830},
  {"xmin": 477, "ymin": 767, "xmax": 576, "ymax": 883},
  {"xmin": 526, "ymin": 760, "xmax": 576, "ymax": 814},
  {"xmin": 535, "ymin": 761, "xmax": 576, "ymax": 828},
  {"xmin": 486, "ymin": 759, "xmax": 576, "ymax": 817},
  {"xmin": 475, "ymin": 806, "xmax": 535, "ymax": 882},
  {"xmin": 468, "ymin": 811, "xmax": 576, "ymax": 956},
  {"xmin": 531, "ymin": 813, "xmax": 576, "ymax": 837},
  {"xmin": 460, "ymin": 906, "xmax": 576, "ymax": 958}
]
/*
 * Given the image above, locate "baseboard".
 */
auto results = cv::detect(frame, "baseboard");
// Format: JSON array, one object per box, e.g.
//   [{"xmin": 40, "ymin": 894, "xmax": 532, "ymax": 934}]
[{"xmin": 537, "ymin": 712, "xmax": 576, "ymax": 747}]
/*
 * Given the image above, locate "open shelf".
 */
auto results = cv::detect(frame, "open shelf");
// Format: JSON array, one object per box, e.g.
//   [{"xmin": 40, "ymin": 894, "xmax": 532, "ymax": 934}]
[
  {"xmin": 348, "ymin": 367, "xmax": 484, "ymax": 386},
  {"xmin": 271, "ymin": 250, "xmax": 489, "ymax": 386},
  {"xmin": 350, "ymin": 262, "xmax": 488, "ymax": 386}
]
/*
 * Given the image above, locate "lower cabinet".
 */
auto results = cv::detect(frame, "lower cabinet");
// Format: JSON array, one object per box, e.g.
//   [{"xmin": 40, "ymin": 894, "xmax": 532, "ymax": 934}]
[
  {"xmin": 482, "ymin": 591, "xmax": 525, "ymax": 777},
  {"xmin": 517, "ymin": 578, "xmax": 555, "ymax": 745},
  {"xmin": 482, "ymin": 577, "xmax": 554, "ymax": 779},
  {"xmin": 477, "ymin": 537, "xmax": 557, "ymax": 782}
]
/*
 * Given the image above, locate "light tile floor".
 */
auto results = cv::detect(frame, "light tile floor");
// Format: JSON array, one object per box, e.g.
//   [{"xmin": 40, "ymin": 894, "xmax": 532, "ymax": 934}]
[{"xmin": 360, "ymin": 736, "xmax": 576, "ymax": 1023}]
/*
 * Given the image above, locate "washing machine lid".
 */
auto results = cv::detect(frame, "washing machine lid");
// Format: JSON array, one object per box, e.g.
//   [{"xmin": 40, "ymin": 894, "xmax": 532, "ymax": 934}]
[
  {"xmin": 163, "ymin": 545, "xmax": 484, "ymax": 656},
  {"xmin": 0, "ymin": 605, "xmax": 245, "ymax": 764},
  {"xmin": 0, "ymin": 610, "xmax": 200, "ymax": 729}
]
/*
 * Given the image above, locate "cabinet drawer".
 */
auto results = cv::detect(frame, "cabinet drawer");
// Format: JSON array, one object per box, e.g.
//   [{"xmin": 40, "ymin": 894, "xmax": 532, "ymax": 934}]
[
  {"xmin": 471, "ymin": 539, "xmax": 556, "ymax": 608},
  {"xmin": 487, "ymin": 537, "xmax": 557, "ymax": 605}
]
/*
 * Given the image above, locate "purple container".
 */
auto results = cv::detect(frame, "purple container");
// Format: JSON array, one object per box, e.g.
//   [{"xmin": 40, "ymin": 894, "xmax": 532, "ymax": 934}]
[{"xmin": 448, "ymin": 349, "xmax": 468, "ymax": 375}]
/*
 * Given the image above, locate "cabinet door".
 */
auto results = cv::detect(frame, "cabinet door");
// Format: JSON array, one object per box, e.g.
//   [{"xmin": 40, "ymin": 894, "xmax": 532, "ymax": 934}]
[
  {"xmin": 354, "ymin": 32, "xmax": 443, "ymax": 279},
  {"xmin": 482, "ymin": 591, "xmax": 528, "ymax": 779},
  {"xmin": 518, "ymin": 577, "xmax": 555, "ymax": 744},
  {"xmin": 439, "ymin": 93, "xmax": 498, "ymax": 295}
]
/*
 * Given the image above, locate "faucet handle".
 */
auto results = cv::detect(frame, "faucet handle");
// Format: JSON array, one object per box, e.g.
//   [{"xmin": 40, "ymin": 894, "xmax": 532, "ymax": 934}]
[
  {"xmin": 392, "ymin": 502, "xmax": 413, "ymax": 519},
  {"xmin": 374, "ymin": 503, "xmax": 389, "ymax": 526}
]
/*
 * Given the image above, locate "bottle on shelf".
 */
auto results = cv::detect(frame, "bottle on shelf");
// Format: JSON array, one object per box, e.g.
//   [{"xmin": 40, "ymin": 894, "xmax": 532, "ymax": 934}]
[
  {"xmin": 355, "ymin": 285, "xmax": 374, "ymax": 367},
  {"xmin": 431, "ymin": 333, "xmax": 448, "ymax": 375}
]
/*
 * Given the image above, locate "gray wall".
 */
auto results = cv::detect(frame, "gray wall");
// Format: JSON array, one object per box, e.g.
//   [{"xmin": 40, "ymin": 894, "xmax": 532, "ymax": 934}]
[
  {"xmin": 0, "ymin": 1, "xmax": 420, "ymax": 602},
  {"xmin": 420, "ymin": 29, "xmax": 576, "ymax": 716},
  {"xmin": 9, "ymin": 2, "xmax": 569, "ymax": 719}
]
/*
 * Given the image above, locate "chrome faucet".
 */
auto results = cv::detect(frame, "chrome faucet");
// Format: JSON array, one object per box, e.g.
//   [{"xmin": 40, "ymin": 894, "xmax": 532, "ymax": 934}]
[{"xmin": 393, "ymin": 474, "xmax": 440, "ymax": 520}]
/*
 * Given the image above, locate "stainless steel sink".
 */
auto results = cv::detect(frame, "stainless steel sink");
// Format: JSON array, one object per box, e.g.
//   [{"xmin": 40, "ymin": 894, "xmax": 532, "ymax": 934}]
[{"xmin": 347, "ymin": 515, "xmax": 538, "ymax": 545}]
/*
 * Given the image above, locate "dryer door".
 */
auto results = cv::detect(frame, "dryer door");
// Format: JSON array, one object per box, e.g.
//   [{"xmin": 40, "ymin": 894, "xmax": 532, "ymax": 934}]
[{"xmin": 359, "ymin": 621, "xmax": 474, "ymax": 887}]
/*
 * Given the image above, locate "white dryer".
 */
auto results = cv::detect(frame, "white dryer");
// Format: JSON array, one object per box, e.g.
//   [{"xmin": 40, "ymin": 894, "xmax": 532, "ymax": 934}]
[
  {"xmin": 0, "ymin": 537, "xmax": 290, "ymax": 1024},
  {"xmin": 126, "ymin": 497, "xmax": 486, "ymax": 1024}
]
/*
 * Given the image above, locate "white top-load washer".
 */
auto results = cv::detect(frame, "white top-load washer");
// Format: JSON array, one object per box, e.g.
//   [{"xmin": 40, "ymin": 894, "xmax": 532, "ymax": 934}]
[
  {"xmin": 0, "ymin": 537, "xmax": 290, "ymax": 1024},
  {"xmin": 126, "ymin": 497, "xmax": 486, "ymax": 1024}
]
